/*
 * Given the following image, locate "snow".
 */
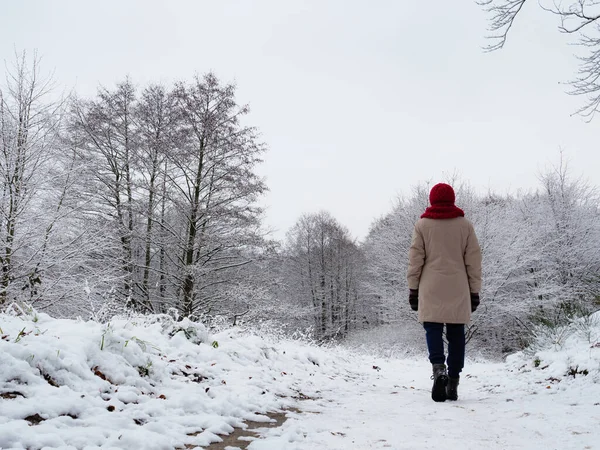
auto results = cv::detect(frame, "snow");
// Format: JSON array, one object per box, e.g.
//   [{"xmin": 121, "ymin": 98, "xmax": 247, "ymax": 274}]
[{"xmin": 1, "ymin": 309, "xmax": 599, "ymax": 450}]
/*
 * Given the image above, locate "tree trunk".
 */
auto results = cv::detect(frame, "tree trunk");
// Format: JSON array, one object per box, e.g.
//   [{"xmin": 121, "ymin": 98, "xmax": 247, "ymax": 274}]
[{"xmin": 181, "ymin": 139, "xmax": 205, "ymax": 317}]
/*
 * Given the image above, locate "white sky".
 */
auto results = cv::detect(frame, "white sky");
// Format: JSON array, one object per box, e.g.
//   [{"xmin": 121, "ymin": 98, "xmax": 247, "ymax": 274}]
[{"xmin": 2, "ymin": 0, "xmax": 599, "ymax": 241}]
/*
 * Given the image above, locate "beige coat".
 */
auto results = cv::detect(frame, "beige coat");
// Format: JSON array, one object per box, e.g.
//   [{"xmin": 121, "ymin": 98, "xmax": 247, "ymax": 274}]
[{"xmin": 407, "ymin": 217, "xmax": 482, "ymax": 324}]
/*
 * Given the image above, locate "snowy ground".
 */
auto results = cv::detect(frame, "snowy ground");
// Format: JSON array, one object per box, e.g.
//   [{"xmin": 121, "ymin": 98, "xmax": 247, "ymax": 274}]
[
  {"xmin": 261, "ymin": 358, "xmax": 600, "ymax": 450},
  {"xmin": 1, "ymin": 308, "xmax": 599, "ymax": 450}
]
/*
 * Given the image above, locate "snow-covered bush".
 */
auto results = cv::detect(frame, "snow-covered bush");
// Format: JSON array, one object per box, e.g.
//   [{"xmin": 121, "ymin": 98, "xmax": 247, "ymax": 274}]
[
  {"xmin": 508, "ymin": 311, "xmax": 600, "ymax": 383},
  {"xmin": 0, "ymin": 307, "xmax": 358, "ymax": 449},
  {"xmin": 342, "ymin": 321, "xmax": 427, "ymax": 359}
]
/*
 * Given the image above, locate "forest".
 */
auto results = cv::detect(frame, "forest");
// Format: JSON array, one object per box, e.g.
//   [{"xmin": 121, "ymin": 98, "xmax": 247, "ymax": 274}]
[{"xmin": 2, "ymin": 53, "xmax": 599, "ymax": 357}]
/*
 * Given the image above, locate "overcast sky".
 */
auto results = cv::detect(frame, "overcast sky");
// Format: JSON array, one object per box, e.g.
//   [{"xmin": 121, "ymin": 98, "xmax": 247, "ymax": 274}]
[{"xmin": 2, "ymin": 0, "xmax": 599, "ymax": 241}]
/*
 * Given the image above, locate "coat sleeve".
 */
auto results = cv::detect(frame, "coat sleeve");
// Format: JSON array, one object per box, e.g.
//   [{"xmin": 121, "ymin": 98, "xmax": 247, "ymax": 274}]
[
  {"xmin": 464, "ymin": 222, "xmax": 482, "ymax": 294},
  {"xmin": 407, "ymin": 223, "xmax": 425, "ymax": 290}
]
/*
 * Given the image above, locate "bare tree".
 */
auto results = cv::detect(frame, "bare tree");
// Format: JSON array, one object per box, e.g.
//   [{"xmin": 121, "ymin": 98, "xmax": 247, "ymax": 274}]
[
  {"xmin": 282, "ymin": 212, "xmax": 361, "ymax": 340},
  {"xmin": 170, "ymin": 73, "xmax": 267, "ymax": 318},
  {"xmin": 480, "ymin": 0, "xmax": 600, "ymax": 118},
  {"xmin": 534, "ymin": 155, "xmax": 600, "ymax": 304},
  {"xmin": 0, "ymin": 51, "xmax": 71, "ymax": 307},
  {"xmin": 65, "ymin": 73, "xmax": 268, "ymax": 319},
  {"xmin": 70, "ymin": 79, "xmax": 142, "ymax": 310},
  {"xmin": 135, "ymin": 83, "xmax": 179, "ymax": 310}
]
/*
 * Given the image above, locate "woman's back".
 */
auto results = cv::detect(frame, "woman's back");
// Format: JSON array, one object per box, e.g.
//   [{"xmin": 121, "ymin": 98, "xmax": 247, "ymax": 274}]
[{"xmin": 408, "ymin": 214, "xmax": 481, "ymax": 324}]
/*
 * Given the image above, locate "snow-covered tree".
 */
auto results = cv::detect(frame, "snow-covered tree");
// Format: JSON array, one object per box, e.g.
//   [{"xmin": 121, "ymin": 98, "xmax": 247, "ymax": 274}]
[
  {"xmin": 64, "ymin": 74, "xmax": 268, "ymax": 319},
  {"xmin": 358, "ymin": 166, "xmax": 600, "ymax": 354},
  {"xmin": 281, "ymin": 211, "xmax": 361, "ymax": 340},
  {"xmin": 0, "ymin": 51, "xmax": 82, "ymax": 311},
  {"xmin": 69, "ymin": 79, "xmax": 141, "ymax": 310},
  {"xmin": 167, "ymin": 74, "xmax": 267, "ymax": 318}
]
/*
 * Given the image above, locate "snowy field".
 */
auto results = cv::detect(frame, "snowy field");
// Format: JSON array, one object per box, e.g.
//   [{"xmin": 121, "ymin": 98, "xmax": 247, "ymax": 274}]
[{"xmin": 1, "ymin": 308, "xmax": 599, "ymax": 450}]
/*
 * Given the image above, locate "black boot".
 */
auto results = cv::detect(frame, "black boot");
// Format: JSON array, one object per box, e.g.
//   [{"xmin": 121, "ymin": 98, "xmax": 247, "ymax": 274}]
[
  {"xmin": 446, "ymin": 376, "xmax": 459, "ymax": 401},
  {"xmin": 431, "ymin": 363, "xmax": 448, "ymax": 402}
]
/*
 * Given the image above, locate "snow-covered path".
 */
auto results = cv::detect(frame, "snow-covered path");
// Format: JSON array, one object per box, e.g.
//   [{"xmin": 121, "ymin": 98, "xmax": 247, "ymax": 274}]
[
  {"xmin": 1, "ymin": 311, "xmax": 599, "ymax": 450},
  {"xmin": 252, "ymin": 359, "xmax": 600, "ymax": 450}
]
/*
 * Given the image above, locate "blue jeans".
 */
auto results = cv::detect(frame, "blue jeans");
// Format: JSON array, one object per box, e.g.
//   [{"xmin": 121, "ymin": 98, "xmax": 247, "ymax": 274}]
[{"xmin": 423, "ymin": 322, "xmax": 465, "ymax": 378}]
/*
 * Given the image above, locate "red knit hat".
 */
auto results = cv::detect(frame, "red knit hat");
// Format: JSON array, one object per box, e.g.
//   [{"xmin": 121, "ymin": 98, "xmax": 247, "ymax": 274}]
[
  {"xmin": 429, "ymin": 183, "xmax": 455, "ymax": 205},
  {"xmin": 420, "ymin": 183, "xmax": 464, "ymax": 219}
]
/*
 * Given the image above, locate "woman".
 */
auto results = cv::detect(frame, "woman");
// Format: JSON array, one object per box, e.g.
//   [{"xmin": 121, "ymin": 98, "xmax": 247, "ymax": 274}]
[{"xmin": 407, "ymin": 183, "xmax": 482, "ymax": 402}]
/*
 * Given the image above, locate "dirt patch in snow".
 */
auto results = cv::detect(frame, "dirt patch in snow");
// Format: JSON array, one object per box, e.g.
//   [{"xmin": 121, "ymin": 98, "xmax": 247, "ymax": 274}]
[{"xmin": 182, "ymin": 408, "xmax": 303, "ymax": 449}]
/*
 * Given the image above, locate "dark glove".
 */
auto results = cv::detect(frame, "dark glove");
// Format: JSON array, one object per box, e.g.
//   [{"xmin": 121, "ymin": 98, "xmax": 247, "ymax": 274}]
[
  {"xmin": 470, "ymin": 293, "xmax": 480, "ymax": 312},
  {"xmin": 409, "ymin": 289, "xmax": 418, "ymax": 311}
]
